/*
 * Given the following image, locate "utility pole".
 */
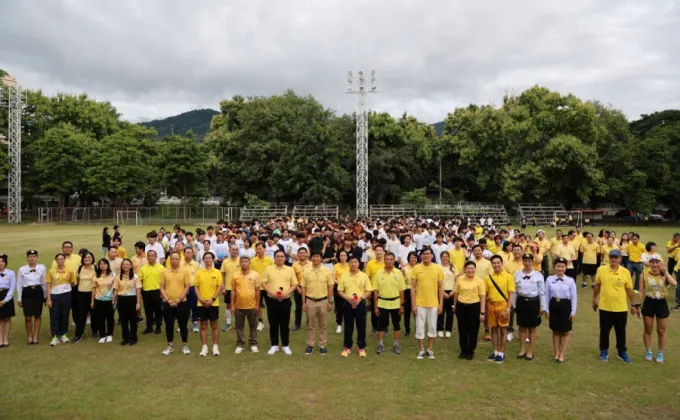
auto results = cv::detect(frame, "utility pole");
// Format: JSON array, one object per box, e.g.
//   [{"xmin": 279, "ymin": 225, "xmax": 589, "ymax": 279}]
[{"xmin": 347, "ymin": 70, "xmax": 377, "ymax": 217}]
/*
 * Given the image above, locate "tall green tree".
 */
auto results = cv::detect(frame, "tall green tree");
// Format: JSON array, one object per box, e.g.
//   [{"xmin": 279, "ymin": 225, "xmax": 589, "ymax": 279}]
[{"xmin": 160, "ymin": 135, "xmax": 209, "ymax": 220}]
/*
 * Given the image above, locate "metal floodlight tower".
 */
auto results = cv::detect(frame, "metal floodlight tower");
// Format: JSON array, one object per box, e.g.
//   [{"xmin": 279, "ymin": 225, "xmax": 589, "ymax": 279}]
[
  {"xmin": 347, "ymin": 69, "xmax": 377, "ymax": 217},
  {"xmin": 1, "ymin": 75, "xmax": 25, "ymax": 223}
]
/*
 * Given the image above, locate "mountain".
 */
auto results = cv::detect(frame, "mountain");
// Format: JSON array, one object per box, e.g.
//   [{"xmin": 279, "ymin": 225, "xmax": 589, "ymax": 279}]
[
  {"xmin": 432, "ymin": 121, "xmax": 445, "ymax": 137},
  {"xmin": 139, "ymin": 108, "xmax": 219, "ymax": 141}
]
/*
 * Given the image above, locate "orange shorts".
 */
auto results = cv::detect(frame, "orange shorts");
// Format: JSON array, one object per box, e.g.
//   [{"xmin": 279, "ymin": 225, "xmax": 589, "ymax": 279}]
[{"xmin": 487, "ymin": 300, "xmax": 509, "ymax": 328}]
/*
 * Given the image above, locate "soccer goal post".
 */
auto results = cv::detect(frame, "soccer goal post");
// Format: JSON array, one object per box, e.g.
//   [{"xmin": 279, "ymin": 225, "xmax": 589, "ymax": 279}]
[{"xmin": 116, "ymin": 211, "xmax": 143, "ymax": 226}]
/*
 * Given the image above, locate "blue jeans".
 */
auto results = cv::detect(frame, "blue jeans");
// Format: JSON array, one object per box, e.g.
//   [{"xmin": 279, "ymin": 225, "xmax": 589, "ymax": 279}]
[
  {"xmin": 628, "ymin": 262, "xmax": 643, "ymax": 290},
  {"xmin": 187, "ymin": 286, "xmax": 198, "ymax": 322},
  {"xmin": 621, "ymin": 256, "xmax": 630, "ymax": 269}
]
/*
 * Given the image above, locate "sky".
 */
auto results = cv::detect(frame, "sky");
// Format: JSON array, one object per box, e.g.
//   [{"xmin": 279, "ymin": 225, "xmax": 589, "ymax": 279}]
[{"xmin": 0, "ymin": 0, "xmax": 678, "ymax": 123}]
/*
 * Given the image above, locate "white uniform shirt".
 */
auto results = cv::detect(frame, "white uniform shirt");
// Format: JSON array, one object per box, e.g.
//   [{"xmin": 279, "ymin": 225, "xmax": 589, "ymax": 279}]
[
  {"xmin": 513, "ymin": 270, "xmax": 546, "ymax": 311},
  {"xmin": 17, "ymin": 264, "xmax": 47, "ymax": 301}
]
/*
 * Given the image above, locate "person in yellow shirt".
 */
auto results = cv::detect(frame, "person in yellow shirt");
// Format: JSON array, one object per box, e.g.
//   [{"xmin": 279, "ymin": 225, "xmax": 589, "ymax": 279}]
[
  {"xmin": 410, "ymin": 248, "xmax": 444, "ymax": 360},
  {"xmin": 555, "ymin": 234, "xmax": 577, "ymax": 279},
  {"xmin": 139, "ymin": 250, "xmax": 164, "ymax": 335},
  {"xmin": 499, "ymin": 241, "xmax": 513, "ymax": 265},
  {"xmin": 638, "ymin": 256, "xmax": 677, "ymax": 363},
  {"xmin": 112, "ymin": 259, "xmax": 142, "ymax": 346},
  {"xmin": 230, "ymin": 256, "xmax": 260, "ymax": 354},
  {"xmin": 449, "ymin": 237, "xmax": 467, "ymax": 274},
  {"xmin": 131, "ymin": 242, "xmax": 148, "ymax": 274},
  {"xmin": 579, "ymin": 232, "xmax": 601, "ymax": 289},
  {"xmin": 600, "ymin": 236, "xmax": 619, "ymax": 266},
  {"xmin": 74, "ymin": 251, "xmax": 97, "ymax": 343},
  {"xmin": 337, "ymin": 255, "xmax": 373, "ymax": 358},
  {"xmin": 165, "ymin": 242, "xmax": 185, "ymax": 268},
  {"xmin": 220, "ymin": 244, "xmax": 240, "ymax": 331},
  {"xmin": 436, "ymin": 251, "xmax": 456, "ymax": 339},
  {"xmin": 373, "ymin": 252, "xmax": 406, "ymax": 355},
  {"xmin": 250, "ymin": 243, "xmax": 273, "ymax": 332},
  {"xmin": 50, "ymin": 241, "xmax": 82, "ymax": 328},
  {"xmin": 401, "ymin": 251, "xmax": 419, "ymax": 337},
  {"xmin": 365, "ymin": 245, "xmax": 385, "ymax": 335},
  {"xmin": 160, "ymin": 251, "xmax": 191, "ymax": 356},
  {"xmin": 181, "ymin": 247, "xmax": 200, "ymax": 332},
  {"xmin": 626, "ymin": 233, "xmax": 646, "ymax": 291},
  {"xmin": 485, "ymin": 255, "xmax": 514, "ymax": 363},
  {"xmin": 106, "ymin": 246, "xmax": 123, "ymax": 277},
  {"xmin": 665, "ymin": 233, "xmax": 680, "ymax": 276},
  {"xmin": 471, "ymin": 245, "xmax": 492, "ymax": 279},
  {"xmin": 91, "ymin": 258, "xmax": 115, "ymax": 344},
  {"xmin": 262, "ymin": 250, "xmax": 297, "ymax": 355},
  {"xmin": 46, "ymin": 253, "xmax": 78, "ymax": 346},
  {"xmin": 454, "ymin": 260, "xmax": 486, "ymax": 360},
  {"xmin": 196, "ymin": 252, "xmax": 224, "ymax": 356},
  {"xmin": 593, "ymin": 249, "xmax": 637, "ymax": 363},
  {"xmin": 504, "ymin": 243, "xmax": 524, "ymax": 342},
  {"xmin": 535, "ymin": 230, "xmax": 551, "ymax": 277},
  {"xmin": 113, "ymin": 238, "xmax": 127, "ymax": 260},
  {"xmin": 301, "ymin": 251, "xmax": 333, "ymax": 355},
  {"xmin": 292, "ymin": 247, "xmax": 313, "ymax": 332},
  {"xmin": 332, "ymin": 250, "xmax": 350, "ymax": 334},
  {"xmin": 549, "ymin": 230, "xmax": 564, "ymax": 263},
  {"xmin": 568, "ymin": 230, "xmax": 583, "ymax": 279}
]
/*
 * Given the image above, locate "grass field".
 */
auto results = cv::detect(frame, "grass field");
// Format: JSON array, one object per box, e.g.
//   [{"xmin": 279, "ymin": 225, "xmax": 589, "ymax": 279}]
[{"xmin": 0, "ymin": 224, "xmax": 679, "ymax": 420}]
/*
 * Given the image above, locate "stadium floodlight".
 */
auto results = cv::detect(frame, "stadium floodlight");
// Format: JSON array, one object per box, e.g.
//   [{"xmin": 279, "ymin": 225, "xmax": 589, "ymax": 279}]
[
  {"xmin": 0, "ymin": 75, "xmax": 25, "ymax": 224},
  {"xmin": 347, "ymin": 69, "xmax": 378, "ymax": 217}
]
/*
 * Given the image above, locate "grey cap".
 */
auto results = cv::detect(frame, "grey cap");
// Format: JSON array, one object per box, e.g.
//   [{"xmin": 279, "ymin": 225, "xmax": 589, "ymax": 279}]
[{"xmin": 609, "ymin": 249, "xmax": 622, "ymax": 257}]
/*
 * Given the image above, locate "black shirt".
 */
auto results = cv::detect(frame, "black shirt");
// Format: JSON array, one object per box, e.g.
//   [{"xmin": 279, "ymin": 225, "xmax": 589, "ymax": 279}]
[{"xmin": 102, "ymin": 232, "xmax": 111, "ymax": 248}]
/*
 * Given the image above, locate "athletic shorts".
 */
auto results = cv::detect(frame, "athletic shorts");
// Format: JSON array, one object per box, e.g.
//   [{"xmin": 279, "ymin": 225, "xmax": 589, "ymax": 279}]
[
  {"xmin": 641, "ymin": 298, "xmax": 669, "ymax": 319},
  {"xmin": 224, "ymin": 291, "xmax": 231, "ymax": 305},
  {"xmin": 197, "ymin": 306, "xmax": 219, "ymax": 322},
  {"xmin": 582, "ymin": 264, "xmax": 597, "ymax": 276}
]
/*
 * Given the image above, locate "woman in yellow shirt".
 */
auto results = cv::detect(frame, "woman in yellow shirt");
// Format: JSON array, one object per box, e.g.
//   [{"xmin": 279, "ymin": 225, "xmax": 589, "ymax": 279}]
[
  {"xmin": 332, "ymin": 250, "xmax": 350, "ymax": 333},
  {"xmin": 401, "ymin": 251, "xmax": 419, "ymax": 337},
  {"xmin": 74, "ymin": 251, "xmax": 96, "ymax": 343},
  {"xmin": 639, "ymin": 257, "xmax": 677, "ymax": 364},
  {"xmin": 437, "ymin": 251, "xmax": 456, "ymax": 339},
  {"xmin": 453, "ymin": 261, "xmax": 486, "ymax": 360},
  {"xmin": 619, "ymin": 233, "xmax": 630, "ymax": 268},
  {"xmin": 113, "ymin": 259, "xmax": 142, "ymax": 346},
  {"xmin": 91, "ymin": 258, "xmax": 115, "ymax": 344}
]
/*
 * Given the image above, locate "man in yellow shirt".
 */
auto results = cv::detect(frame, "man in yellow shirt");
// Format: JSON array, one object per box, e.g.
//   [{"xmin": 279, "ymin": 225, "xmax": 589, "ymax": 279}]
[
  {"xmin": 555, "ymin": 234, "xmax": 577, "ymax": 279},
  {"xmin": 485, "ymin": 255, "xmax": 515, "ymax": 363},
  {"xmin": 251, "ymin": 243, "xmax": 274, "ymax": 332},
  {"xmin": 471, "ymin": 245, "xmax": 492, "ymax": 279},
  {"xmin": 139, "ymin": 250, "xmax": 164, "ymax": 335},
  {"xmin": 292, "ymin": 247, "xmax": 313, "ymax": 332},
  {"xmin": 593, "ymin": 249, "xmax": 637, "ymax": 363},
  {"xmin": 535, "ymin": 230, "xmax": 551, "ymax": 278},
  {"xmin": 365, "ymin": 244, "xmax": 385, "ymax": 336},
  {"xmin": 337, "ymin": 255, "xmax": 374, "ymax": 358},
  {"xmin": 580, "ymin": 232, "xmax": 600, "ymax": 289},
  {"xmin": 196, "ymin": 252, "xmax": 223, "ymax": 356},
  {"xmin": 230, "ymin": 256, "xmax": 261, "ymax": 354},
  {"xmin": 373, "ymin": 252, "xmax": 406, "ymax": 355},
  {"xmin": 131, "ymin": 242, "xmax": 148, "ymax": 274},
  {"xmin": 549, "ymin": 230, "xmax": 563, "ymax": 261},
  {"xmin": 449, "ymin": 237, "xmax": 467, "ymax": 274},
  {"xmin": 181, "ymin": 247, "xmax": 200, "ymax": 332},
  {"xmin": 262, "ymin": 249, "xmax": 297, "ymax": 355},
  {"xmin": 219, "ymin": 244, "xmax": 240, "ymax": 331},
  {"xmin": 410, "ymin": 248, "xmax": 444, "ymax": 360},
  {"xmin": 301, "ymin": 251, "xmax": 333, "ymax": 355},
  {"xmin": 626, "ymin": 233, "xmax": 646, "ymax": 291},
  {"xmin": 159, "ymin": 252, "xmax": 191, "ymax": 356}
]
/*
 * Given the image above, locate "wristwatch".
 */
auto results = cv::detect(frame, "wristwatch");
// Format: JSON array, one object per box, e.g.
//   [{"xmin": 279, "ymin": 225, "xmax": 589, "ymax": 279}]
[{"xmin": 480, "ymin": 312, "xmax": 485, "ymax": 315}]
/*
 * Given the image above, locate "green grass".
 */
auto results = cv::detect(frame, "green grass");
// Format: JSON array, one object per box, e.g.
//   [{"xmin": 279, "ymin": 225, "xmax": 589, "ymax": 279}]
[{"xmin": 1, "ymin": 224, "xmax": 679, "ymax": 420}]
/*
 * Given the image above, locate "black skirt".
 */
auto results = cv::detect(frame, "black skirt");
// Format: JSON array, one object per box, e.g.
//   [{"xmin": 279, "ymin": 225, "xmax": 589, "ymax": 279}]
[
  {"xmin": 548, "ymin": 297, "xmax": 572, "ymax": 332},
  {"xmin": 0, "ymin": 289, "xmax": 16, "ymax": 318},
  {"xmin": 516, "ymin": 295, "xmax": 541, "ymax": 328},
  {"xmin": 22, "ymin": 285, "xmax": 44, "ymax": 317}
]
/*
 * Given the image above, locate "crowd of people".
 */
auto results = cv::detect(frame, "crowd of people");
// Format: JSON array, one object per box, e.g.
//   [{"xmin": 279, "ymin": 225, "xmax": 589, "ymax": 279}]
[{"xmin": 0, "ymin": 217, "xmax": 676, "ymax": 364}]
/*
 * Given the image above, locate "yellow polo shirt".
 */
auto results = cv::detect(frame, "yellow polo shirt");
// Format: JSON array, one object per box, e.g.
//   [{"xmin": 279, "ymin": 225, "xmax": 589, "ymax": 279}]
[
  {"xmin": 231, "ymin": 269, "xmax": 260, "ymax": 309},
  {"xmin": 181, "ymin": 259, "xmax": 200, "ymax": 287},
  {"xmin": 364, "ymin": 259, "xmax": 385, "ymax": 286},
  {"xmin": 580, "ymin": 242, "xmax": 600, "ymax": 265},
  {"xmin": 667, "ymin": 241, "xmax": 680, "ymax": 260},
  {"xmin": 51, "ymin": 254, "xmax": 82, "ymax": 273},
  {"xmin": 449, "ymin": 248, "xmax": 466, "ymax": 274},
  {"xmin": 164, "ymin": 251, "xmax": 184, "ymax": 268},
  {"xmin": 454, "ymin": 276, "xmax": 485, "ymax": 304},
  {"xmin": 220, "ymin": 257, "xmax": 240, "ymax": 291},
  {"xmin": 117, "ymin": 246, "xmax": 128, "ymax": 259},
  {"xmin": 373, "ymin": 268, "xmax": 405, "ymax": 310},
  {"xmin": 549, "ymin": 237, "xmax": 561, "ymax": 255},
  {"xmin": 263, "ymin": 265, "xmax": 297, "ymax": 294},
  {"xmin": 626, "ymin": 242, "xmax": 646, "ymax": 263},
  {"xmin": 504, "ymin": 259, "xmax": 522, "ymax": 276},
  {"xmin": 300, "ymin": 265, "xmax": 333, "ymax": 299},
  {"xmin": 139, "ymin": 263, "xmax": 164, "ymax": 291},
  {"xmin": 195, "ymin": 267, "xmax": 223, "ymax": 307},
  {"xmin": 131, "ymin": 256, "xmax": 148, "ymax": 274},
  {"xmin": 250, "ymin": 255, "xmax": 274, "ymax": 278},
  {"xmin": 595, "ymin": 265, "xmax": 633, "ymax": 312},
  {"xmin": 485, "ymin": 271, "xmax": 515, "ymax": 303},
  {"xmin": 293, "ymin": 260, "xmax": 313, "ymax": 283},
  {"xmin": 333, "ymin": 263, "xmax": 349, "ymax": 282},
  {"xmin": 113, "ymin": 274, "xmax": 141, "ymax": 296},
  {"xmin": 46, "ymin": 267, "xmax": 77, "ymax": 289},
  {"xmin": 160, "ymin": 267, "xmax": 190, "ymax": 301},
  {"xmin": 410, "ymin": 263, "xmax": 444, "ymax": 308},
  {"xmin": 536, "ymin": 238, "xmax": 551, "ymax": 257},
  {"xmin": 555, "ymin": 243, "xmax": 577, "ymax": 268},
  {"xmin": 337, "ymin": 271, "xmax": 373, "ymax": 299},
  {"xmin": 76, "ymin": 266, "xmax": 96, "ymax": 293},
  {"xmin": 402, "ymin": 265, "xmax": 415, "ymax": 289},
  {"xmin": 473, "ymin": 257, "xmax": 492, "ymax": 279}
]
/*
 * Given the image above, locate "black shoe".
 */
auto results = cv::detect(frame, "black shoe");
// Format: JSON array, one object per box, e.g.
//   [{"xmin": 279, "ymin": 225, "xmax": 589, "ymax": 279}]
[
  {"xmin": 154, "ymin": 327, "xmax": 162, "ymax": 334},
  {"xmin": 305, "ymin": 346, "xmax": 314, "ymax": 355},
  {"xmin": 517, "ymin": 353, "xmax": 526, "ymax": 359},
  {"xmin": 291, "ymin": 325, "xmax": 300, "ymax": 332},
  {"xmin": 458, "ymin": 353, "xmax": 465, "ymax": 359},
  {"xmin": 137, "ymin": 317, "xmax": 145, "ymax": 324},
  {"xmin": 72, "ymin": 336, "xmax": 83, "ymax": 344},
  {"xmin": 371, "ymin": 329, "xmax": 377, "ymax": 336},
  {"xmin": 525, "ymin": 355, "xmax": 534, "ymax": 361},
  {"xmin": 404, "ymin": 330, "xmax": 410, "ymax": 337},
  {"xmin": 92, "ymin": 332, "xmax": 99, "ymax": 339},
  {"xmin": 142, "ymin": 329, "xmax": 153, "ymax": 335},
  {"xmin": 121, "ymin": 340, "xmax": 129, "ymax": 346},
  {"xmin": 465, "ymin": 355, "xmax": 474, "ymax": 361},
  {"xmin": 129, "ymin": 339, "xmax": 138, "ymax": 346}
]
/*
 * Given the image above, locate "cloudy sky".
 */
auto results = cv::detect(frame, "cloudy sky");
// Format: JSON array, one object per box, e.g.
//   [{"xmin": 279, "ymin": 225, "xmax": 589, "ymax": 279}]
[{"xmin": 1, "ymin": 0, "xmax": 678, "ymax": 123}]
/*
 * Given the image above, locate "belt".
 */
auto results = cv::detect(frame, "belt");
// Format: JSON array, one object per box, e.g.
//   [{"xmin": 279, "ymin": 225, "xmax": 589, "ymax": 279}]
[
  {"xmin": 378, "ymin": 296, "xmax": 399, "ymax": 301},
  {"xmin": 521, "ymin": 296, "xmax": 538, "ymax": 302},
  {"xmin": 550, "ymin": 297, "xmax": 566, "ymax": 303},
  {"xmin": 306, "ymin": 296, "xmax": 328, "ymax": 302}
]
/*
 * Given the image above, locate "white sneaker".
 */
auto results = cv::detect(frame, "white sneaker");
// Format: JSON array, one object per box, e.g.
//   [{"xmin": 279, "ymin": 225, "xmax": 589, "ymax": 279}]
[
  {"xmin": 105, "ymin": 335, "xmax": 113, "ymax": 343},
  {"xmin": 212, "ymin": 344, "xmax": 220, "ymax": 356},
  {"xmin": 427, "ymin": 349, "xmax": 435, "ymax": 360},
  {"xmin": 235, "ymin": 346, "xmax": 244, "ymax": 354},
  {"xmin": 50, "ymin": 336, "xmax": 59, "ymax": 346},
  {"xmin": 162, "ymin": 345, "xmax": 174, "ymax": 356},
  {"xmin": 199, "ymin": 345, "xmax": 209, "ymax": 357},
  {"xmin": 176, "ymin": 327, "xmax": 180, "ymax": 333},
  {"xmin": 282, "ymin": 346, "xmax": 293, "ymax": 355},
  {"xmin": 192, "ymin": 323, "xmax": 199, "ymax": 333},
  {"xmin": 268, "ymin": 346, "xmax": 280, "ymax": 355},
  {"xmin": 525, "ymin": 338, "xmax": 530, "ymax": 343},
  {"xmin": 437, "ymin": 331, "xmax": 444, "ymax": 338},
  {"xmin": 98, "ymin": 337, "xmax": 106, "ymax": 344},
  {"xmin": 182, "ymin": 344, "xmax": 191, "ymax": 355},
  {"xmin": 257, "ymin": 321, "xmax": 264, "ymax": 331},
  {"xmin": 336, "ymin": 325, "xmax": 342, "ymax": 334},
  {"xmin": 445, "ymin": 331, "xmax": 451, "ymax": 338},
  {"xmin": 417, "ymin": 350, "xmax": 425, "ymax": 360},
  {"xmin": 507, "ymin": 332, "xmax": 514, "ymax": 342},
  {"xmin": 86, "ymin": 317, "xmax": 91, "ymax": 325},
  {"xmin": 59, "ymin": 335, "xmax": 69, "ymax": 343},
  {"xmin": 250, "ymin": 345, "xmax": 259, "ymax": 353},
  {"xmin": 70, "ymin": 322, "xmax": 76, "ymax": 327}
]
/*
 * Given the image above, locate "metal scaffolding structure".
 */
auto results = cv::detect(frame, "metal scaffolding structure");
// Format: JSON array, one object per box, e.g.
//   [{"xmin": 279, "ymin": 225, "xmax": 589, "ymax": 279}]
[
  {"xmin": 1, "ymin": 75, "xmax": 24, "ymax": 223},
  {"xmin": 347, "ymin": 70, "xmax": 377, "ymax": 217}
]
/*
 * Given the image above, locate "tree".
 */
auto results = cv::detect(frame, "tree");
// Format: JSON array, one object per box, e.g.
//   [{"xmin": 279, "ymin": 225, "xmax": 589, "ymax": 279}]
[
  {"xmin": 0, "ymin": 144, "xmax": 8, "ymax": 184},
  {"xmin": 160, "ymin": 135, "xmax": 209, "ymax": 220},
  {"xmin": 401, "ymin": 188, "xmax": 431, "ymax": 206},
  {"xmin": 630, "ymin": 110, "xmax": 680, "ymax": 137}
]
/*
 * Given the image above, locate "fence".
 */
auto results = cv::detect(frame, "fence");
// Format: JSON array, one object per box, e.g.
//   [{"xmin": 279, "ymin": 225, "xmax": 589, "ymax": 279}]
[
  {"xmin": 291, "ymin": 205, "xmax": 339, "ymax": 219},
  {"xmin": 36, "ymin": 207, "xmax": 241, "ymax": 225},
  {"xmin": 517, "ymin": 203, "xmax": 567, "ymax": 225}
]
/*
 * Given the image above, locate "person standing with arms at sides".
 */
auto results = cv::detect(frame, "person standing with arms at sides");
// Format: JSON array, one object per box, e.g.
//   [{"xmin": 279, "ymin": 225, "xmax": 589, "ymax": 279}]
[
  {"xmin": 46, "ymin": 254, "xmax": 77, "ymax": 346},
  {"xmin": 626, "ymin": 233, "xmax": 646, "ymax": 292},
  {"xmin": 106, "ymin": 246, "xmax": 123, "ymax": 277},
  {"xmin": 386, "ymin": 231, "xmax": 401, "ymax": 260},
  {"xmin": 220, "ymin": 245, "xmax": 240, "ymax": 332},
  {"xmin": 600, "ymin": 236, "xmax": 619, "ymax": 266},
  {"xmin": 262, "ymin": 250, "xmax": 297, "ymax": 355},
  {"xmin": 332, "ymin": 250, "xmax": 350, "ymax": 334},
  {"xmin": 145, "ymin": 231, "xmax": 166, "ymax": 265},
  {"xmin": 113, "ymin": 259, "xmax": 141, "ymax": 346},
  {"xmin": 579, "ymin": 232, "xmax": 600, "ymax": 289},
  {"xmin": 102, "ymin": 227, "xmax": 111, "ymax": 257},
  {"xmin": 431, "ymin": 233, "xmax": 448, "ymax": 264},
  {"xmin": 301, "ymin": 251, "xmax": 333, "ymax": 355},
  {"xmin": 401, "ymin": 251, "xmax": 419, "ymax": 337},
  {"xmin": 618, "ymin": 233, "xmax": 630, "ymax": 268},
  {"xmin": 373, "ymin": 252, "xmax": 406, "ymax": 355},
  {"xmin": 485, "ymin": 255, "xmax": 514, "ymax": 363},
  {"xmin": 251, "ymin": 243, "xmax": 274, "ymax": 332},
  {"xmin": 73, "ymin": 251, "xmax": 96, "ymax": 343},
  {"xmin": 638, "ymin": 256, "xmax": 676, "ymax": 363},
  {"xmin": 198, "ymin": 240, "xmax": 211, "ymax": 267},
  {"xmin": 231, "ymin": 256, "xmax": 261, "ymax": 354},
  {"xmin": 0, "ymin": 254, "xmax": 16, "ymax": 347},
  {"xmin": 365, "ymin": 245, "xmax": 385, "ymax": 336},
  {"xmin": 499, "ymin": 241, "xmax": 513, "ymax": 264},
  {"xmin": 665, "ymin": 233, "xmax": 680, "ymax": 276},
  {"xmin": 398, "ymin": 234, "xmax": 415, "ymax": 267},
  {"xmin": 555, "ymin": 234, "xmax": 577, "ymax": 280},
  {"xmin": 593, "ymin": 249, "xmax": 637, "ymax": 363},
  {"xmin": 513, "ymin": 253, "xmax": 545, "ymax": 360},
  {"xmin": 545, "ymin": 258, "xmax": 577, "ymax": 364},
  {"xmin": 321, "ymin": 235, "xmax": 335, "ymax": 272},
  {"xmin": 160, "ymin": 252, "xmax": 191, "ymax": 356},
  {"xmin": 292, "ymin": 248, "xmax": 313, "ymax": 332},
  {"xmin": 449, "ymin": 237, "xmax": 467, "ymax": 274},
  {"xmin": 51, "ymin": 241, "xmax": 82, "ymax": 325},
  {"xmin": 549, "ymin": 229, "xmax": 563, "ymax": 259},
  {"xmin": 91, "ymin": 259, "xmax": 115, "ymax": 344},
  {"xmin": 470, "ymin": 245, "xmax": 492, "ymax": 341},
  {"xmin": 139, "ymin": 250, "xmax": 164, "ymax": 335},
  {"xmin": 410, "ymin": 248, "xmax": 444, "ymax": 360},
  {"xmin": 453, "ymin": 261, "xmax": 486, "ymax": 360},
  {"xmin": 436, "ymin": 251, "xmax": 456, "ymax": 339},
  {"xmin": 195, "ymin": 252, "xmax": 223, "ymax": 356},
  {"xmin": 337, "ymin": 255, "xmax": 373, "ymax": 358},
  {"xmin": 131, "ymin": 242, "xmax": 148, "ymax": 274},
  {"xmin": 535, "ymin": 230, "xmax": 551, "ymax": 278},
  {"xmin": 181, "ymin": 248, "xmax": 200, "ymax": 333},
  {"xmin": 17, "ymin": 250, "xmax": 47, "ymax": 345},
  {"xmin": 212, "ymin": 232, "xmax": 228, "ymax": 270}
]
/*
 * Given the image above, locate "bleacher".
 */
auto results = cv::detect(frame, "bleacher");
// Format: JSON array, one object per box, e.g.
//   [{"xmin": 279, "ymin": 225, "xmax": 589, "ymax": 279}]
[
  {"xmin": 517, "ymin": 203, "xmax": 568, "ymax": 225},
  {"xmin": 416, "ymin": 204, "xmax": 460, "ymax": 218},
  {"xmin": 240, "ymin": 205, "xmax": 288, "ymax": 221},
  {"xmin": 291, "ymin": 205, "xmax": 339, "ymax": 219},
  {"xmin": 459, "ymin": 202, "xmax": 509, "ymax": 225},
  {"xmin": 369, "ymin": 204, "xmax": 416, "ymax": 218}
]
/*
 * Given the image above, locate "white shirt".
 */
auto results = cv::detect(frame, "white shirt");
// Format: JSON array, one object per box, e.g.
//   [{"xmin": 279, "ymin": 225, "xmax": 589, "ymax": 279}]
[
  {"xmin": 265, "ymin": 245, "xmax": 280, "ymax": 259},
  {"xmin": 17, "ymin": 264, "xmax": 47, "ymax": 301},
  {"xmin": 413, "ymin": 233, "xmax": 425, "ymax": 250},
  {"xmin": 422, "ymin": 231, "xmax": 435, "ymax": 247},
  {"xmin": 398, "ymin": 244, "xmax": 416, "ymax": 265},
  {"xmin": 386, "ymin": 239, "xmax": 402, "ymax": 256},
  {"xmin": 482, "ymin": 249, "xmax": 494, "ymax": 259},
  {"xmin": 212, "ymin": 242, "xmax": 229, "ymax": 260},
  {"xmin": 279, "ymin": 238, "xmax": 293, "ymax": 263},
  {"xmin": 487, "ymin": 217, "xmax": 493, "ymax": 226},
  {"xmin": 145, "ymin": 242, "xmax": 166, "ymax": 261},
  {"xmin": 513, "ymin": 270, "xmax": 546, "ymax": 311},
  {"xmin": 239, "ymin": 248, "xmax": 255, "ymax": 259},
  {"xmin": 235, "ymin": 239, "xmax": 245, "ymax": 250},
  {"xmin": 431, "ymin": 243, "xmax": 449, "ymax": 265},
  {"xmin": 641, "ymin": 252, "xmax": 662, "ymax": 265},
  {"xmin": 205, "ymin": 234, "xmax": 218, "ymax": 246},
  {"xmin": 290, "ymin": 242, "xmax": 308, "ymax": 260}
]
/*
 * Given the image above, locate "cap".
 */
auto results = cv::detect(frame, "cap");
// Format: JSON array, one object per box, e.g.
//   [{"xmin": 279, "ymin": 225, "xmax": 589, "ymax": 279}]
[
  {"xmin": 221, "ymin": 228, "xmax": 228, "ymax": 232},
  {"xmin": 553, "ymin": 257, "xmax": 568, "ymax": 265},
  {"xmin": 26, "ymin": 249, "xmax": 38, "ymax": 256},
  {"xmin": 609, "ymin": 249, "xmax": 622, "ymax": 257},
  {"xmin": 536, "ymin": 230, "xmax": 545, "ymax": 235},
  {"xmin": 648, "ymin": 254, "xmax": 662, "ymax": 261},
  {"xmin": 522, "ymin": 253, "xmax": 534, "ymax": 260}
]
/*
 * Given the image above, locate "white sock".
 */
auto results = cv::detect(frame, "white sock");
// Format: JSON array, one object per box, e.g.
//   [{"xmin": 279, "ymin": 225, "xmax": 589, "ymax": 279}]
[
  {"xmin": 494, "ymin": 351, "xmax": 498, "ymax": 356},
  {"xmin": 226, "ymin": 310, "xmax": 232, "ymax": 324},
  {"xmin": 498, "ymin": 352, "xmax": 504, "ymax": 357}
]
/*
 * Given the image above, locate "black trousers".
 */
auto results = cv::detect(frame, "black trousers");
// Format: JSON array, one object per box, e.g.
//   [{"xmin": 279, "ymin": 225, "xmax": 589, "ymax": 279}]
[
  {"xmin": 456, "ymin": 302, "xmax": 481, "ymax": 357},
  {"xmin": 343, "ymin": 301, "xmax": 367, "ymax": 349},
  {"xmin": 437, "ymin": 292, "xmax": 454, "ymax": 332},
  {"xmin": 669, "ymin": 258, "xmax": 677, "ymax": 278},
  {"xmin": 367, "ymin": 296, "xmax": 379, "ymax": 331},
  {"xmin": 403, "ymin": 290, "xmax": 412, "ymax": 333},
  {"xmin": 333, "ymin": 284, "xmax": 344, "ymax": 326},
  {"xmin": 294, "ymin": 289, "xmax": 303, "ymax": 327},
  {"xmin": 265, "ymin": 296, "xmax": 292, "ymax": 346},
  {"xmin": 142, "ymin": 289, "xmax": 162, "ymax": 331},
  {"xmin": 71, "ymin": 287, "xmax": 78, "ymax": 324},
  {"xmin": 163, "ymin": 301, "xmax": 189, "ymax": 343},
  {"xmin": 93, "ymin": 300, "xmax": 114, "ymax": 337},
  {"xmin": 74, "ymin": 291, "xmax": 94, "ymax": 337},
  {"xmin": 599, "ymin": 310, "xmax": 627, "ymax": 353},
  {"xmin": 118, "ymin": 295, "xmax": 138, "ymax": 342}
]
